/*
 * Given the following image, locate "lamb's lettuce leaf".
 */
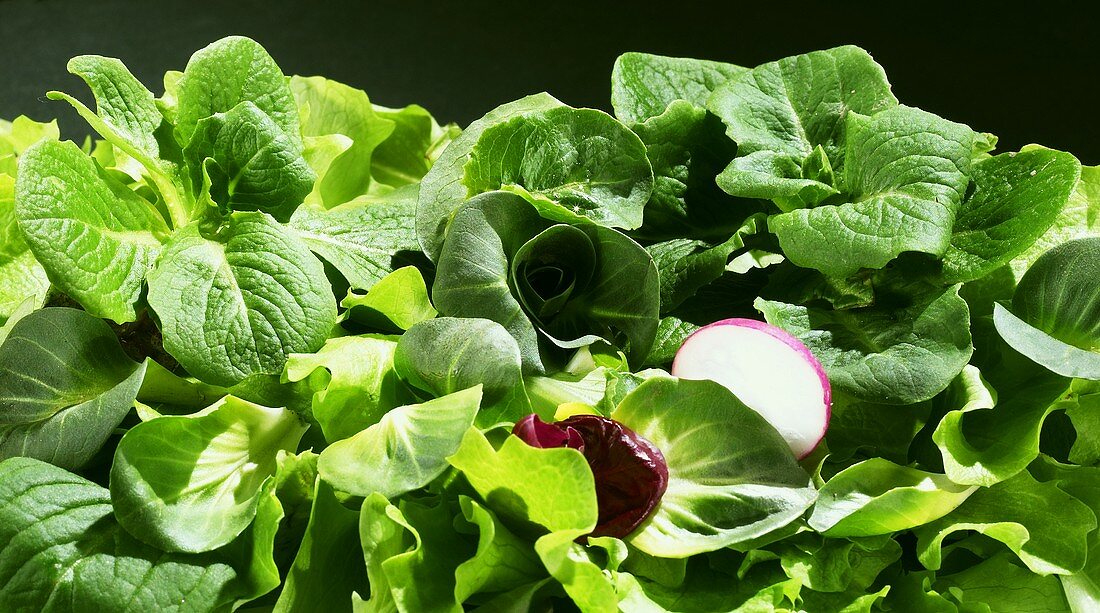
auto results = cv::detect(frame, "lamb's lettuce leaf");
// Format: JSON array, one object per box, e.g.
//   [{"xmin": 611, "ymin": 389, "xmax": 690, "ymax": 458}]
[
  {"xmin": 395, "ymin": 318, "xmax": 531, "ymax": 428},
  {"xmin": 995, "ymin": 237, "xmax": 1100, "ymax": 379},
  {"xmin": 0, "ymin": 307, "xmax": 145, "ymax": 470}
]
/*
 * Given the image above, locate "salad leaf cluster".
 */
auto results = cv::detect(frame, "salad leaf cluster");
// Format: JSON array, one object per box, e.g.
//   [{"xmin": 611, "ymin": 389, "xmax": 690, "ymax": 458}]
[{"xmin": 1, "ymin": 37, "xmax": 1099, "ymax": 612}]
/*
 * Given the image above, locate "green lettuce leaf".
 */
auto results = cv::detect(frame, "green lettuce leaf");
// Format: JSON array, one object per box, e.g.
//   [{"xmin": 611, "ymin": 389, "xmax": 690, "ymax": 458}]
[
  {"xmin": 341, "ymin": 265, "xmax": 436, "ymax": 332},
  {"xmin": 110, "ymin": 395, "xmax": 307, "ymax": 552},
  {"xmin": 15, "ymin": 139, "xmax": 169, "ymax": 323},
  {"xmin": 146, "ymin": 211, "xmax": 336, "ymax": 386},
  {"xmin": 611, "ymin": 52, "xmax": 747, "ymax": 124},
  {"xmin": 317, "ymin": 386, "xmax": 481, "ymax": 499},
  {"xmin": 756, "ymin": 285, "xmax": 973, "ymax": 405}
]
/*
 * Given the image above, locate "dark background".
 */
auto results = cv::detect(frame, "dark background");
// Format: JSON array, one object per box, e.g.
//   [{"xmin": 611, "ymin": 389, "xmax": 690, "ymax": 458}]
[{"xmin": 1, "ymin": 0, "xmax": 1098, "ymax": 162}]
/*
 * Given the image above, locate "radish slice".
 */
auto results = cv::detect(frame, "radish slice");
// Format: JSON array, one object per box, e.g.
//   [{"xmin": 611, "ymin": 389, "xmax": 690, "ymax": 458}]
[{"xmin": 672, "ymin": 318, "xmax": 830, "ymax": 459}]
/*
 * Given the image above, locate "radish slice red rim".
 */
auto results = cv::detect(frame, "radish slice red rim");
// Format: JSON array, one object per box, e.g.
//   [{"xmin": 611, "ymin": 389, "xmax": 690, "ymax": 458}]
[{"xmin": 672, "ymin": 318, "xmax": 831, "ymax": 459}]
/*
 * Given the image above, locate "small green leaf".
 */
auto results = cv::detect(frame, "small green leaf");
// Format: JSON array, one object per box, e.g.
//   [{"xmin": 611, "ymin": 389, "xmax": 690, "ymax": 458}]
[
  {"xmin": 342, "ymin": 266, "xmax": 436, "ymax": 332},
  {"xmin": 15, "ymin": 139, "xmax": 169, "ymax": 322},
  {"xmin": 318, "ymin": 386, "xmax": 481, "ymax": 498},
  {"xmin": 175, "ymin": 36, "xmax": 300, "ymax": 146},
  {"xmin": 183, "ymin": 101, "xmax": 314, "ymax": 222},
  {"xmin": 615, "ymin": 377, "xmax": 817, "ymax": 557},
  {"xmin": 371, "ymin": 103, "xmax": 458, "ymax": 189},
  {"xmin": 915, "ymin": 470, "xmax": 1095, "ymax": 575},
  {"xmin": 291, "ymin": 76, "xmax": 395, "ymax": 206},
  {"xmin": 359, "ymin": 494, "xmax": 469, "ymax": 613},
  {"xmin": 448, "ymin": 427, "xmax": 599, "ymax": 534},
  {"xmin": 147, "ymin": 212, "xmax": 336, "ymax": 387},
  {"xmin": 273, "ymin": 479, "xmax": 366, "ymax": 613},
  {"xmin": 285, "ymin": 335, "xmax": 408, "ymax": 443},
  {"xmin": 111, "ymin": 395, "xmax": 307, "ymax": 553},
  {"xmin": 0, "ymin": 174, "xmax": 48, "ymax": 322},
  {"xmin": 454, "ymin": 496, "xmax": 546, "ymax": 603}
]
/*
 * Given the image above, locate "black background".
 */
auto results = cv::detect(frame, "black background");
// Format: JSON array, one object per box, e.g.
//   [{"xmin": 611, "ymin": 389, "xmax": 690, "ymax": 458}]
[{"xmin": 1, "ymin": 0, "xmax": 1098, "ymax": 162}]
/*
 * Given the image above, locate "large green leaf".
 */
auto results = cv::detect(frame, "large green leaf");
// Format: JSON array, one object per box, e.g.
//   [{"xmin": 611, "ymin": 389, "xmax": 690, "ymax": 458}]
[
  {"xmin": 0, "ymin": 307, "xmax": 145, "ymax": 469},
  {"xmin": 175, "ymin": 36, "xmax": 300, "ymax": 147},
  {"xmin": 808, "ymin": 459, "xmax": 976, "ymax": 537},
  {"xmin": 15, "ymin": 139, "xmax": 169, "ymax": 322},
  {"xmin": 394, "ymin": 318, "xmax": 531, "ymax": 428},
  {"xmin": 769, "ymin": 106, "xmax": 974, "ymax": 277},
  {"xmin": 938, "ymin": 554, "xmax": 1072, "ymax": 613},
  {"xmin": 417, "ymin": 93, "xmax": 564, "ymax": 261},
  {"xmin": 0, "ymin": 456, "xmax": 281, "ymax": 612},
  {"xmin": 183, "ymin": 101, "xmax": 314, "ymax": 221},
  {"xmin": 611, "ymin": 52, "xmax": 747, "ymax": 124},
  {"xmin": 288, "ymin": 188, "xmax": 422, "ymax": 292},
  {"xmin": 756, "ymin": 285, "xmax": 973, "ymax": 405},
  {"xmin": 708, "ymin": 45, "xmax": 897, "ymax": 210},
  {"xmin": 461, "ymin": 106, "xmax": 653, "ymax": 230},
  {"xmin": 318, "ymin": 386, "xmax": 481, "ymax": 499},
  {"xmin": 147, "ymin": 211, "xmax": 336, "ymax": 387},
  {"xmin": 284, "ymin": 335, "xmax": 408, "ymax": 443},
  {"xmin": 291, "ymin": 75, "xmax": 395, "ymax": 206},
  {"xmin": 943, "ymin": 148, "xmax": 1080, "ymax": 283},
  {"xmin": 535, "ymin": 532, "xmax": 623, "ymax": 612},
  {"xmin": 111, "ymin": 395, "xmax": 307, "ymax": 553},
  {"xmin": 615, "ymin": 377, "xmax": 817, "ymax": 557},
  {"xmin": 915, "ymin": 470, "xmax": 1095, "ymax": 575}
]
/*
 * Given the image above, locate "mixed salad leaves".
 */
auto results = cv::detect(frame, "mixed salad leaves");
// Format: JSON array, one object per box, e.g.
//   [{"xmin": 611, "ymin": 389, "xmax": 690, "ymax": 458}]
[{"xmin": 0, "ymin": 37, "xmax": 1098, "ymax": 612}]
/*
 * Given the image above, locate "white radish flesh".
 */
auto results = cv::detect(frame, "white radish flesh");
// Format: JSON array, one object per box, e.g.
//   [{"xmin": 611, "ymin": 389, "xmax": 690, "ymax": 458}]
[{"xmin": 672, "ymin": 318, "xmax": 830, "ymax": 459}]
